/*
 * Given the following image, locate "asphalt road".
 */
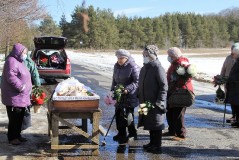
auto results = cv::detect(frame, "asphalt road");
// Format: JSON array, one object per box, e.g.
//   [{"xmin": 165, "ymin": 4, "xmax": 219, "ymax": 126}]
[{"xmin": 0, "ymin": 62, "xmax": 238, "ymax": 160}]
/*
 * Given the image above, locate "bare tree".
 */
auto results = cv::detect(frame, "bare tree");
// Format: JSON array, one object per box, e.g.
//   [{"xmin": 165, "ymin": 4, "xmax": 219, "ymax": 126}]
[{"xmin": 0, "ymin": 0, "xmax": 47, "ymax": 55}]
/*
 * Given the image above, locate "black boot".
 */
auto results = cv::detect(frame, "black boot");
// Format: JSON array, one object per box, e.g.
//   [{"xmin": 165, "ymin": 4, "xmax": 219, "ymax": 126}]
[
  {"xmin": 146, "ymin": 130, "xmax": 162, "ymax": 154},
  {"xmin": 117, "ymin": 128, "xmax": 127, "ymax": 144},
  {"xmin": 113, "ymin": 134, "xmax": 120, "ymax": 141},
  {"xmin": 231, "ymin": 117, "xmax": 239, "ymax": 127},
  {"xmin": 143, "ymin": 131, "xmax": 154, "ymax": 150}
]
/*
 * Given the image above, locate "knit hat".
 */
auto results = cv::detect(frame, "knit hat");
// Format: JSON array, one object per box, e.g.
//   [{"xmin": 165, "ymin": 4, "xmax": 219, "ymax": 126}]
[
  {"xmin": 231, "ymin": 42, "xmax": 239, "ymax": 51},
  {"xmin": 144, "ymin": 45, "xmax": 159, "ymax": 60},
  {"xmin": 232, "ymin": 46, "xmax": 239, "ymax": 55},
  {"xmin": 115, "ymin": 49, "xmax": 130, "ymax": 58},
  {"xmin": 167, "ymin": 47, "xmax": 182, "ymax": 58}
]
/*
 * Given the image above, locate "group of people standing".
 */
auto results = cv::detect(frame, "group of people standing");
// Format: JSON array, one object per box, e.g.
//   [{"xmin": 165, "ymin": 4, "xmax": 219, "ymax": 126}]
[{"xmin": 110, "ymin": 45, "xmax": 193, "ymax": 154}]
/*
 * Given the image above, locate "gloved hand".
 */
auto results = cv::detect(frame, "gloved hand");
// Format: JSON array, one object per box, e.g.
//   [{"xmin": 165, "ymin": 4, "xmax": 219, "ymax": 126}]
[{"xmin": 156, "ymin": 102, "xmax": 167, "ymax": 113}]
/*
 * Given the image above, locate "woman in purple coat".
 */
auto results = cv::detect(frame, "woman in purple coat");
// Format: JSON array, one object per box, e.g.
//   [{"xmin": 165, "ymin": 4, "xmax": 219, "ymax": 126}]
[
  {"xmin": 1, "ymin": 43, "xmax": 32, "ymax": 145},
  {"xmin": 111, "ymin": 49, "xmax": 140, "ymax": 143}
]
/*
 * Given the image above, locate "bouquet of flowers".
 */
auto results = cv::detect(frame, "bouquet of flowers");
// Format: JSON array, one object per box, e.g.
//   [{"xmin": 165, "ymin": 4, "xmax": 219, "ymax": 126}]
[
  {"xmin": 103, "ymin": 92, "xmax": 116, "ymax": 106},
  {"xmin": 213, "ymin": 75, "xmax": 227, "ymax": 87},
  {"xmin": 138, "ymin": 101, "xmax": 154, "ymax": 116},
  {"xmin": 112, "ymin": 84, "xmax": 125, "ymax": 103},
  {"xmin": 176, "ymin": 64, "xmax": 197, "ymax": 80},
  {"xmin": 39, "ymin": 57, "xmax": 48, "ymax": 66},
  {"xmin": 31, "ymin": 86, "xmax": 48, "ymax": 113}
]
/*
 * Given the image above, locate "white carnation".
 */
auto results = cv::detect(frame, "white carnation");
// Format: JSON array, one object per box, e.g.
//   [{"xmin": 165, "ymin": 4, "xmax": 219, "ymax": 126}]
[
  {"xmin": 187, "ymin": 64, "xmax": 197, "ymax": 77},
  {"xmin": 176, "ymin": 66, "xmax": 186, "ymax": 75}
]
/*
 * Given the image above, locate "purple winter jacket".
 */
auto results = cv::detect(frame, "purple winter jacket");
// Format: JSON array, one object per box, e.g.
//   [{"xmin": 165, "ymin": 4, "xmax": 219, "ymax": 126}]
[{"xmin": 1, "ymin": 43, "xmax": 32, "ymax": 107}]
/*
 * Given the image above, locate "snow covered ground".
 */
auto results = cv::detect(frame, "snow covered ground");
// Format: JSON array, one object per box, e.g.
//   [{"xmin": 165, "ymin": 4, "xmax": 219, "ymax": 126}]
[{"xmin": 67, "ymin": 50, "xmax": 226, "ymax": 83}]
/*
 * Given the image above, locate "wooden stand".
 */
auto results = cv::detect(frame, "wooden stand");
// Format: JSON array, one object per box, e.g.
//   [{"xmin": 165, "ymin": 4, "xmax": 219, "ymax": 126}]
[{"xmin": 47, "ymin": 100, "xmax": 101, "ymax": 156}]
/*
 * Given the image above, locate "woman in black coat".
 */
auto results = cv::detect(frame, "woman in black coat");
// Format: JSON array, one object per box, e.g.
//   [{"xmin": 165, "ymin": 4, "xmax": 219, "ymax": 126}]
[
  {"xmin": 226, "ymin": 46, "xmax": 239, "ymax": 127},
  {"xmin": 111, "ymin": 49, "xmax": 140, "ymax": 143},
  {"xmin": 138, "ymin": 45, "xmax": 168, "ymax": 153}
]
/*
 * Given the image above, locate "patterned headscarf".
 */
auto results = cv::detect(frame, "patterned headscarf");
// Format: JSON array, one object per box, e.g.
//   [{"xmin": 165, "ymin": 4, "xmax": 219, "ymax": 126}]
[{"xmin": 144, "ymin": 45, "xmax": 159, "ymax": 60}]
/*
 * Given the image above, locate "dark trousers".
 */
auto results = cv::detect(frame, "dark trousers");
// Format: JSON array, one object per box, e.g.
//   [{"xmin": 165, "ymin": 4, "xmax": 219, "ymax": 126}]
[
  {"xmin": 149, "ymin": 130, "xmax": 162, "ymax": 147},
  {"xmin": 166, "ymin": 107, "xmax": 187, "ymax": 137},
  {"xmin": 6, "ymin": 106, "xmax": 26, "ymax": 141},
  {"xmin": 231, "ymin": 105, "xmax": 236, "ymax": 117},
  {"xmin": 115, "ymin": 107, "xmax": 137, "ymax": 136},
  {"xmin": 233, "ymin": 105, "xmax": 239, "ymax": 122}
]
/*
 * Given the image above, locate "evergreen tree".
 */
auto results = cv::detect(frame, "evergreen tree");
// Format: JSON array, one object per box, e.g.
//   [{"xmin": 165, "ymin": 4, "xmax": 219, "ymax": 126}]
[{"xmin": 38, "ymin": 15, "xmax": 62, "ymax": 36}]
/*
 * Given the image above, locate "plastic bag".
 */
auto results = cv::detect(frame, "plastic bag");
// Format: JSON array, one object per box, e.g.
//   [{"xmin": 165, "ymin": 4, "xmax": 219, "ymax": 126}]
[{"xmin": 21, "ymin": 108, "xmax": 31, "ymax": 131}]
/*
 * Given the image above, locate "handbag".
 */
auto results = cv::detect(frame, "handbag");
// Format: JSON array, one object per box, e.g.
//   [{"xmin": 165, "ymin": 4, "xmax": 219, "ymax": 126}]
[
  {"xmin": 21, "ymin": 107, "xmax": 31, "ymax": 131},
  {"xmin": 168, "ymin": 85, "xmax": 195, "ymax": 107}
]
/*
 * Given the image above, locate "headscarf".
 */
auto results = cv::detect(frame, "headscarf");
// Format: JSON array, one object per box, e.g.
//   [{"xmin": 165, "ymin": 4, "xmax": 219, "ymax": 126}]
[
  {"xmin": 144, "ymin": 45, "xmax": 159, "ymax": 60},
  {"xmin": 167, "ymin": 47, "xmax": 182, "ymax": 58}
]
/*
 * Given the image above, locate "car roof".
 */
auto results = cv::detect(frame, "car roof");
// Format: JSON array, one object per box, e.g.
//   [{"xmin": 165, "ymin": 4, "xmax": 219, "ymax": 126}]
[{"xmin": 34, "ymin": 36, "xmax": 67, "ymax": 49}]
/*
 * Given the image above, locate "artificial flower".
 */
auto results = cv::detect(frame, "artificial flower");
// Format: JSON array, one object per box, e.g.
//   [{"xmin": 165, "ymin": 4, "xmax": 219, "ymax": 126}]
[
  {"xmin": 40, "ymin": 57, "xmax": 48, "ymax": 66},
  {"xmin": 176, "ymin": 66, "xmax": 186, "ymax": 75},
  {"xmin": 213, "ymin": 75, "xmax": 227, "ymax": 87},
  {"xmin": 112, "ymin": 84, "xmax": 124, "ymax": 103},
  {"xmin": 138, "ymin": 101, "xmax": 154, "ymax": 116},
  {"xmin": 31, "ymin": 86, "xmax": 48, "ymax": 105},
  {"xmin": 104, "ymin": 92, "xmax": 116, "ymax": 106},
  {"xmin": 187, "ymin": 64, "xmax": 197, "ymax": 77}
]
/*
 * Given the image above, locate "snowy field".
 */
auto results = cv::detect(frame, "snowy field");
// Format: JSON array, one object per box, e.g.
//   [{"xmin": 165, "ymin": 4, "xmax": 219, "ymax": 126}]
[{"xmin": 67, "ymin": 49, "xmax": 227, "ymax": 82}]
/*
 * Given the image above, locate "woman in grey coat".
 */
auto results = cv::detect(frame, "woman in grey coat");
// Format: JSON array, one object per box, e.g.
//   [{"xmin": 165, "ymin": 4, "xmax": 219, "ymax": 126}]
[
  {"xmin": 226, "ymin": 46, "xmax": 239, "ymax": 127},
  {"xmin": 138, "ymin": 45, "xmax": 168, "ymax": 153},
  {"xmin": 111, "ymin": 49, "xmax": 140, "ymax": 143}
]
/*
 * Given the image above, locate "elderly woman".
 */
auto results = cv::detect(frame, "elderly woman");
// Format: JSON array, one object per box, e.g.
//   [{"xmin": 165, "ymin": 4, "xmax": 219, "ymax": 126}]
[
  {"xmin": 226, "ymin": 46, "xmax": 239, "ymax": 127},
  {"xmin": 138, "ymin": 45, "xmax": 168, "ymax": 153},
  {"xmin": 165, "ymin": 47, "xmax": 193, "ymax": 140},
  {"xmin": 220, "ymin": 42, "xmax": 239, "ymax": 123},
  {"xmin": 111, "ymin": 49, "xmax": 140, "ymax": 143},
  {"xmin": 1, "ymin": 43, "xmax": 32, "ymax": 145}
]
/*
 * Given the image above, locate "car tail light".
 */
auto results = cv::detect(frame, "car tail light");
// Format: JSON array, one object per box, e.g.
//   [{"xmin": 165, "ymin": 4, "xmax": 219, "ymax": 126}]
[
  {"xmin": 66, "ymin": 58, "xmax": 70, "ymax": 64},
  {"xmin": 65, "ymin": 58, "xmax": 71, "ymax": 74}
]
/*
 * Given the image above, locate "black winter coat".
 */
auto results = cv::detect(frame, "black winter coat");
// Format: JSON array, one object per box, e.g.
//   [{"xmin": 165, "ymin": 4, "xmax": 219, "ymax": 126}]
[
  {"xmin": 226, "ymin": 58, "xmax": 239, "ymax": 105},
  {"xmin": 111, "ymin": 57, "xmax": 140, "ymax": 108},
  {"xmin": 138, "ymin": 60, "xmax": 168, "ymax": 130}
]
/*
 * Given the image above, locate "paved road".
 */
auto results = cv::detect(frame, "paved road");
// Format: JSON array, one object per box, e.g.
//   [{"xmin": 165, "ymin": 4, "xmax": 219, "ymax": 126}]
[{"xmin": 0, "ymin": 62, "xmax": 238, "ymax": 160}]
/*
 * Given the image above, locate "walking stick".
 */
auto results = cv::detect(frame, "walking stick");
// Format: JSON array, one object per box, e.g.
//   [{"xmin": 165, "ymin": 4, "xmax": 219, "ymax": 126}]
[
  {"xmin": 101, "ymin": 113, "xmax": 116, "ymax": 146},
  {"xmin": 223, "ymin": 102, "xmax": 226, "ymax": 127},
  {"xmin": 101, "ymin": 86, "xmax": 125, "ymax": 146}
]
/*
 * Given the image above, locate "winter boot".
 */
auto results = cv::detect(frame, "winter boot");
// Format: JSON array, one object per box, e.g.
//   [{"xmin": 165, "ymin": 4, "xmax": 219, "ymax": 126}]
[
  {"xmin": 146, "ymin": 130, "xmax": 162, "ymax": 154},
  {"xmin": 143, "ymin": 130, "xmax": 154, "ymax": 150}
]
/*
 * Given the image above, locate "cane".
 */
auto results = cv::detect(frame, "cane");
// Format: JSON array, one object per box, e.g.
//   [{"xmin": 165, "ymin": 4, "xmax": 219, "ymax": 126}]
[
  {"xmin": 101, "ymin": 113, "xmax": 116, "ymax": 146},
  {"xmin": 223, "ymin": 102, "xmax": 226, "ymax": 127}
]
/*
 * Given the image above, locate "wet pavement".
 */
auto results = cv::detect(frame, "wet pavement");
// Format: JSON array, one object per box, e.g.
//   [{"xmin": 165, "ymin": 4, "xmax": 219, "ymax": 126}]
[{"xmin": 0, "ymin": 63, "xmax": 239, "ymax": 160}]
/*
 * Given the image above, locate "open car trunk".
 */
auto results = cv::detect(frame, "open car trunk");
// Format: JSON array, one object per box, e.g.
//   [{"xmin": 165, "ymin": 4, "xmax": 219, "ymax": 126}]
[
  {"xmin": 34, "ymin": 36, "xmax": 67, "ymax": 49},
  {"xmin": 36, "ymin": 50, "xmax": 67, "ymax": 70}
]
